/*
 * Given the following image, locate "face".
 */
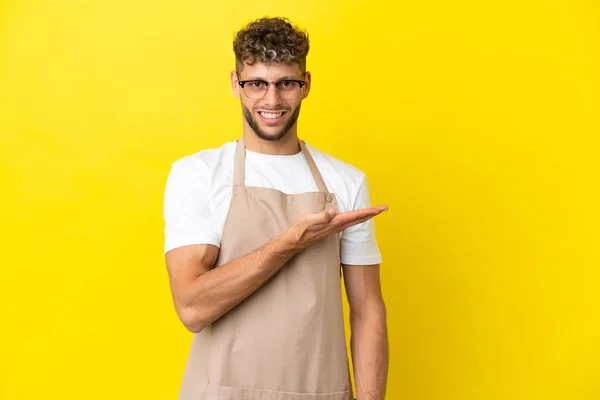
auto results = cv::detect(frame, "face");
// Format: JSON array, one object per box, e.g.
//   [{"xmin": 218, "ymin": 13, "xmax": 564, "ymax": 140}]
[{"xmin": 231, "ymin": 62, "xmax": 311, "ymax": 142}]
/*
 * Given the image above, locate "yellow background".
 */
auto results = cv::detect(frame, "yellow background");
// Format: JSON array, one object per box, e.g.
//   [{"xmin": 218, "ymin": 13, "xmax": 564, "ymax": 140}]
[{"xmin": 1, "ymin": 0, "xmax": 599, "ymax": 399}]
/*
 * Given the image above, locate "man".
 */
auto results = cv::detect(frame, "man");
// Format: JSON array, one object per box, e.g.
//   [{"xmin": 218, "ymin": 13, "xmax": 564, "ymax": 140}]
[{"xmin": 164, "ymin": 17, "xmax": 388, "ymax": 400}]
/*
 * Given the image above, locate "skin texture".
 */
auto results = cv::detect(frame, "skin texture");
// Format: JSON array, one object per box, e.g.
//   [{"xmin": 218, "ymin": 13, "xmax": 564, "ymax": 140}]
[
  {"xmin": 242, "ymin": 99, "xmax": 302, "ymax": 142},
  {"xmin": 230, "ymin": 62, "xmax": 309, "ymax": 155},
  {"xmin": 344, "ymin": 264, "xmax": 389, "ymax": 400},
  {"xmin": 166, "ymin": 61, "xmax": 389, "ymax": 399}
]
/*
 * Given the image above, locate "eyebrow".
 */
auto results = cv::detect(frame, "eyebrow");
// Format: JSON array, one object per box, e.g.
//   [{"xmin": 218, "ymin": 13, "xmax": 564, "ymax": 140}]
[{"xmin": 242, "ymin": 76, "xmax": 302, "ymax": 81}]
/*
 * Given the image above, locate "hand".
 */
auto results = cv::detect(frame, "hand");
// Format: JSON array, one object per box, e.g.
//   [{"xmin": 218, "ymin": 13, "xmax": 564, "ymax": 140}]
[{"xmin": 283, "ymin": 205, "xmax": 388, "ymax": 249}]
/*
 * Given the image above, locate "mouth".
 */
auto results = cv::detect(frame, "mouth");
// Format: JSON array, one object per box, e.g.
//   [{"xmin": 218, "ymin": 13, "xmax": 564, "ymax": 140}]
[{"xmin": 258, "ymin": 111, "xmax": 286, "ymax": 125}]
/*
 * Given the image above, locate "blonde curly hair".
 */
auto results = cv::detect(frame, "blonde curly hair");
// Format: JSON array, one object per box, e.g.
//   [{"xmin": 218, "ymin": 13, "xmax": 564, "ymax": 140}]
[{"xmin": 233, "ymin": 17, "xmax": 310, "ymax": 72}]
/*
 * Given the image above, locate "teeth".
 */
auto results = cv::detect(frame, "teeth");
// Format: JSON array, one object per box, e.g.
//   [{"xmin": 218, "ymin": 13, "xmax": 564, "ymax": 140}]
[{"xmin": 260, "ymin": 112, "xmax": 283, "ymax": 119}]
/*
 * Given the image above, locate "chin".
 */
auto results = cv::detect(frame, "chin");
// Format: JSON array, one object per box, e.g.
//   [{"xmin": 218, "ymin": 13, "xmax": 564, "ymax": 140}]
[
  {"xmin": 255, "ymin": 129, "xmax": 289, "ymax": 142},
  {"xmin": 243, "ymin": 105, "xmax": 298, "ymax": 142}
]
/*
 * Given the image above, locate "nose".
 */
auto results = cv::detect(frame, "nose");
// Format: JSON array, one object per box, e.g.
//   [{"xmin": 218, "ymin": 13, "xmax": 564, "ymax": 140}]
[{"xmin": 262, "ymin": 83, "xmax": 283, "ymax": 106}]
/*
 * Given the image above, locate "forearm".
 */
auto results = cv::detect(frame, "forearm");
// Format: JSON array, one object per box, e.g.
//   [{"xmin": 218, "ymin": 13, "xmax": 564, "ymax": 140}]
[
  {"xmin": 182, "ymin": 232, "xmax": 304, "ymax": 332},
  {"xmin": 350, "ymin": 303, "xmax": 389, "ymax": 400}
]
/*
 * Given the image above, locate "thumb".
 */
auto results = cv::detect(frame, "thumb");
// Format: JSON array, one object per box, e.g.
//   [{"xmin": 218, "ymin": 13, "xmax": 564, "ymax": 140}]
[
  {"xmin": 324, "ymin": 207, "xmax": 336, "ymax": 220},
  {"xmin": 308, "ymin": 208, "xmax": 336, "ymax": 224},
  {"xmin": 303, "ymin": 208, "xmax": 336, "ymax": 226}
]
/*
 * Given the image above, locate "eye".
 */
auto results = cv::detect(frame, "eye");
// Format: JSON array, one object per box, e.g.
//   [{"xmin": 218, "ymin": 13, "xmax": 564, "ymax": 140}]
[
  {"xmin": 280, "ymin": 80, "xmax": 295, "ymax": 88},
  {"xmin": 248, "ymin": 81, "xmax": 266, "ymax": 89}
]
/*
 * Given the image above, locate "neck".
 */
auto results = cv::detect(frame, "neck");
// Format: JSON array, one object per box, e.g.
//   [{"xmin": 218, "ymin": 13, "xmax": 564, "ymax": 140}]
[{"xmin": 242, "ymin": 125, "xmax": 301, "ymax": 155}]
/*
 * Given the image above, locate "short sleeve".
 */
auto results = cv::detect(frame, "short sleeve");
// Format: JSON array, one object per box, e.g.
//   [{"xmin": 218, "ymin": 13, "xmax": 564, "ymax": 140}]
[
  {"xmin": 340, "ymin": 175, "xmax": 383, "ymax": 265},
  {"xmin": 163, "ymin": 159, "xmax": 221, "ymax": 254}
]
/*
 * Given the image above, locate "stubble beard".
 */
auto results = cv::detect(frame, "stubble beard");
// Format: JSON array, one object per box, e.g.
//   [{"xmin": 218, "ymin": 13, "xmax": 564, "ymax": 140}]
[{"xmin": 243, "ymin": 104, "xmax": 302, "ymax": 142}]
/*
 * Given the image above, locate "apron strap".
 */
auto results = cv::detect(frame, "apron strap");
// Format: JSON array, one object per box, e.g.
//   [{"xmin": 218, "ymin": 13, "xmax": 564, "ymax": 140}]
[
  {"xmin": 299, "ymin": 140, "xmax": 329, "ymax": 194},
  {"xmin": 233, "ymin": 136, "xmax": 246, "ymax": 187},
  {"xmin": 233, "ymin": 136, "xmax": 330, "ymax": 194}
]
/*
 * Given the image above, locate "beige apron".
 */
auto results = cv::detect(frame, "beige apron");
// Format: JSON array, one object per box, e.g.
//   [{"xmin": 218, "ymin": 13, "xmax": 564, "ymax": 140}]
[{"xmin": 179, "ymin": 137, "xmax": 353, "ymax": 400}]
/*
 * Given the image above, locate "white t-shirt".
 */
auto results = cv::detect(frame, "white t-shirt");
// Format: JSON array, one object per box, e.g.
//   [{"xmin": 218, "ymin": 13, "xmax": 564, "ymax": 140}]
[{"xmin": 163, "ymin": 140, "xmax": 382, "ymax": 265}]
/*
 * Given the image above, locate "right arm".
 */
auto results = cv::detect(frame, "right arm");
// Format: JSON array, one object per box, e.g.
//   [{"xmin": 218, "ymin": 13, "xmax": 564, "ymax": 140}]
[
  {"xmin": 166, "ymin": 206, "xmax": 387, "ymax": 333},
  {"xmin": 165, "ymin": 231, "xmax": 301, "ymax": 333}
]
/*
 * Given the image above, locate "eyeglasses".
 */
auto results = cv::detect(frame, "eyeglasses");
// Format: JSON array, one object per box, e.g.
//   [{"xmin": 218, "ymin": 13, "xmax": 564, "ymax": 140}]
[{"xmin": 238, "ymin": 79, "xmax": 306, "ymax": 99}]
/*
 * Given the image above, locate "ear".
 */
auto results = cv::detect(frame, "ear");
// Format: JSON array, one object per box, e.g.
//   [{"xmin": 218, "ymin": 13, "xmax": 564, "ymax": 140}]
[
  {"xmin": 231, "ymin": 70, "xmax": 241, "ymax": 98},
  {"xmin": 302, "ymin": 71, "xmax": 311, "ymax": 99}
]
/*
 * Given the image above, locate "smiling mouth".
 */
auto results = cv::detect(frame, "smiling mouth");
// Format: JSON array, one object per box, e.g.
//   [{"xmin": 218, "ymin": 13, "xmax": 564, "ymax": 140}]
[{"xmin": 258, "ymin": 111, "xmax": 286, "ymax": 119}]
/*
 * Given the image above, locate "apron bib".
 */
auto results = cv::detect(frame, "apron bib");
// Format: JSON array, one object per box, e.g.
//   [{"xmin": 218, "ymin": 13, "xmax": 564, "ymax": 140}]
[{"xmin": 179, "ymin": 137, "xmax": 353, "ymax": 400}]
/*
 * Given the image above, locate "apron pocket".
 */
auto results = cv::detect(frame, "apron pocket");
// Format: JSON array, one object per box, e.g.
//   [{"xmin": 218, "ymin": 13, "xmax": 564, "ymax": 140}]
[{"xmin": 218, "ymin": 386, "xmax": 352, "ymax": 400}]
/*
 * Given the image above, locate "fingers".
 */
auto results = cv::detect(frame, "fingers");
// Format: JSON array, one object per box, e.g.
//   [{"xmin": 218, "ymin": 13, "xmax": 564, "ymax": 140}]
[
  {"xmin": 304, "ymin": 205, "xmax": 386, "ymax": 227},
  {"xmin": 336, "ymin": 214, "xmax": 377, "ymax": 232},
  {"xmin": 295, "ymin": 205, "xmax": 388, "ymax": 245},
  {"xmin": 332, "ymin": 206, "xmax": 387, "ymax": 225},
  {"xmin": 331, "ymin": 205, "xmax": 388, "ymax": 232},
  {"xmin": 372, "ymin": 205, "xmax": 389, "ymax": 213}
]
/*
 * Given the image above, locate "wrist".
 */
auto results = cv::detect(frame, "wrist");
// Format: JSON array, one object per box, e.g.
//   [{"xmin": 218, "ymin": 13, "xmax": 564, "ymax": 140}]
[{"xmin": 279, "ymin": 224, "xmax": 307, "ymax": 252}]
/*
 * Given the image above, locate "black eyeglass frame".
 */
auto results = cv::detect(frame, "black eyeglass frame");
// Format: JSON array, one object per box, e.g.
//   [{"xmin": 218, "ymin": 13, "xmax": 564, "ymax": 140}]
[{"xmin": 238, "ymin": 79, "xmax": 306, "ymax": 90}]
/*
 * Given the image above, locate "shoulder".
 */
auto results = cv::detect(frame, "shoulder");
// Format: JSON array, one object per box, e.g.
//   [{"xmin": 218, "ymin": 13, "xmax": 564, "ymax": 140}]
[
  {"xmin": 168, "ymin": 141, "xmax": 236, "ymax": 183},
  {"xmin": 305, "ymin": 143, "xmax": 366, "ymax": 186}
]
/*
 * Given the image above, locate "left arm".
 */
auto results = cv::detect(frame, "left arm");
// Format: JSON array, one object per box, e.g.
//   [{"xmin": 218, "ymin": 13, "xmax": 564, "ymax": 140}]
[{"xmin": 343, "ymin": 263, "xmax": 389, "ymax": 400}]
